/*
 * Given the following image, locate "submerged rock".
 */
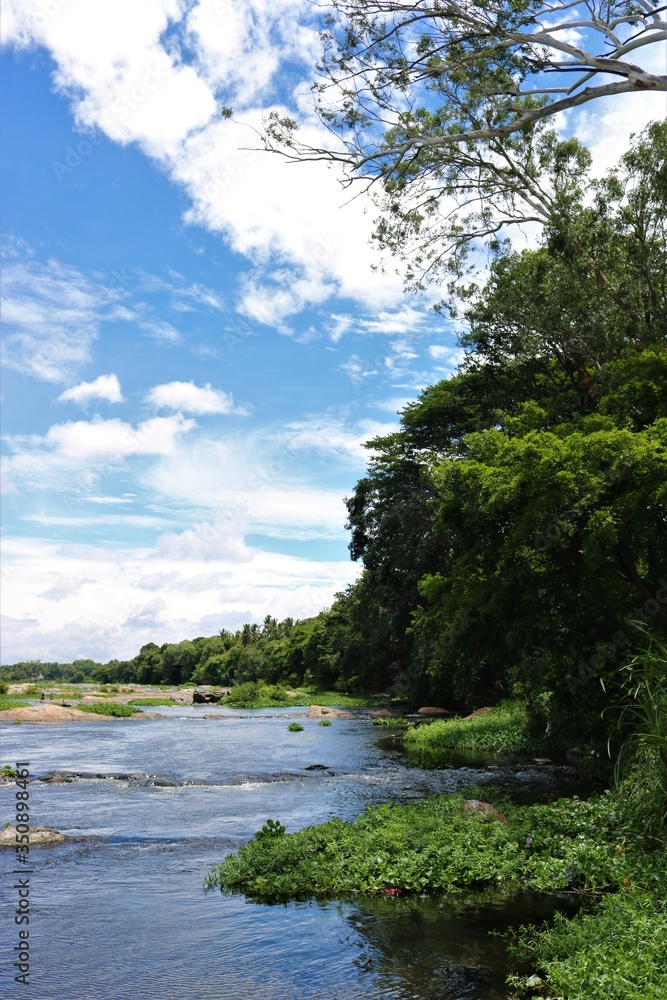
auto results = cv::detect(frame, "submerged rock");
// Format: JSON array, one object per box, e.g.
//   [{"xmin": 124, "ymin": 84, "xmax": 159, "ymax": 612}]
[
  {"xmin": 307, "ymin": 705, "xmax": 354, "ymax": 718},
  {"xmin": 0, "ymin": 826, "xmax": 66, "ymax": 846},
  {"xmin": 417, "ymin": 706, "xmax": 451, "ymax": 715}
]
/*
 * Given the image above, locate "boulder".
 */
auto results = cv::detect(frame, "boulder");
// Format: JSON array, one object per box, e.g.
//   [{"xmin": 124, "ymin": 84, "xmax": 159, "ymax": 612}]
[
  {"xmin": 370, "ymin": 709, "xmax": 395, "ymax": 717},
  {"xmin": 417, "ymin": 706, "xmax": 451, "ymax": 716},
  {"xmin": 192, "ymin": 689, "xmax": 225, "ymax": 704},
  {"xmin": 307, "ymin": 705, "xmax": 354, "ymax": 719},
  {"xmin": 0, "ymin": 704, "xmax": 109, "ymax": 724},
  {"xmin": 463, "ymin": 799, "xmax": 508, "ymax": 824},
  {"xmin": 0, "ymin": 826, "xmax": 66, "ymax": 847},
  {"xmin": 463, "ymin": 706, "xmax": 492, "ymax": 720}
]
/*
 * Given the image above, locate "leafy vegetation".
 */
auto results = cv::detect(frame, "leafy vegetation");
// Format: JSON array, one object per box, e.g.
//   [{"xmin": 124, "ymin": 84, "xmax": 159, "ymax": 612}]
[
  {"xmin": 206, "ymin": 790, "xmax": 651, "ymax": 897},
  {"xmin": 76, "ymin": 702, "xmax": 138, "ymax": 718},
  {"xmin": 126, "ymin": 697, "xmax": 179, "ymax": 707},
  {"xmin": 371, "ymin": 717, "xmax": 410, "ymax": 727},
  {"xmin": 0, "ymin": 695, "xmax": 29, "ymax": 711},
  {"xmin": 404, "ymin": 702, "xmax": 542, "ymax": 755},
  {"xmin": 287, "ymin": 722, "xmax": 304, "ymax": 732},
  {"xmin": 508, "ymin": 871, "xmax": 667, "ymax": 999},
  {"xmin": 1, "ymin": 765, "xmax": 17, "ymax": 780}
]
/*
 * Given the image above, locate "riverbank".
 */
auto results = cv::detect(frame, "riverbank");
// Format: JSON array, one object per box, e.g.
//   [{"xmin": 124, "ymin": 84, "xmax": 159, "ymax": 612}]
[{"xmin": 206, "ymin": 789, "xmax": 667, "ymax": 998}]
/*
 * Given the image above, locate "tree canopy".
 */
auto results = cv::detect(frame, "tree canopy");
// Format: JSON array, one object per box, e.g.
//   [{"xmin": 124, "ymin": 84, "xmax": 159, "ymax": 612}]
[{"xmin": 262, "ymin": 0, "xmax": 666, "ymax": 285}]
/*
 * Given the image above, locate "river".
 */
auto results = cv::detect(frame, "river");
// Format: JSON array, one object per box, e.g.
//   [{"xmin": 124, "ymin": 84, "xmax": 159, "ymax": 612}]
[{"xmin": 0, "ymin": 706, "xmax": 587, "ymax": 999}]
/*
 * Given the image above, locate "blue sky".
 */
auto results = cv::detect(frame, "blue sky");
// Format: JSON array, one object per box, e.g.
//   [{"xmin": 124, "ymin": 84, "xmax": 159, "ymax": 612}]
[{"xmin": 1, "ymin": 1, "xmax": 663, "ymax": 664}]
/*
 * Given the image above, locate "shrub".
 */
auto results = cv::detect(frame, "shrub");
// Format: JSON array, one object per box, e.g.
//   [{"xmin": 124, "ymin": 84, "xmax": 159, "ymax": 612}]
[
  {"xmin": 317, "ymin": 719, "xmax": 332, "ymax": 727},
  {"xmin": 77, "ymin": 702, "xmax": 138, "ymax": 718},
  {"xmin": 287, "ymin": 722, "xmax": 304, "ymax": 732}
]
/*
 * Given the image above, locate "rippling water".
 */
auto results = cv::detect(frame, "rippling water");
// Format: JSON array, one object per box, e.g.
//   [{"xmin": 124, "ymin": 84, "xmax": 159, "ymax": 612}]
[{"xmin": 0, "ymin": 708, "xmax": 584, "ymax": 999}]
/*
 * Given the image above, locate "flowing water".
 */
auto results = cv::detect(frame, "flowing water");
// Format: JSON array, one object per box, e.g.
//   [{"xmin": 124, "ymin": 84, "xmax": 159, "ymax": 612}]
[{"xmin": 0, "ymin": 707, "xmax": 588, "ymax": 999}]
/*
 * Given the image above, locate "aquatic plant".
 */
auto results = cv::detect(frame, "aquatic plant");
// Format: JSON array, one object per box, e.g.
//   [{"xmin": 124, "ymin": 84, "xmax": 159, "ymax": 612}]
[
  {"xmin": 255, "ymin": 819, "xmax": 286, "ymax": 840},
  {"xmin": 205, "ymin": 790, "xmax": 637, "ymax": 897},
  {"xmin": 77, "ymin": 702, "xmax": 138, "ymax": 718},
  {"xmin": 287, "ymin": 722, "xmax": 304, "ymax": 732}
]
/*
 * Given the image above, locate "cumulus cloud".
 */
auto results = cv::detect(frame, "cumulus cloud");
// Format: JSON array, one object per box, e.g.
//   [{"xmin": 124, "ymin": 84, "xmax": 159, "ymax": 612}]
[
  {"xmin": 145, "ymin": 380, "xmax": 249, "ymax": 415},
  {"xmin": 58, "ymin": 374, "xmax": 124, "ymax": 405},
  {"xmin": 2, "ymin": 414, "xmax": 197, "ymax": 494},
  {"xmin": 41, "ymin": 414, "xmax": 196, "ymax": 460}
]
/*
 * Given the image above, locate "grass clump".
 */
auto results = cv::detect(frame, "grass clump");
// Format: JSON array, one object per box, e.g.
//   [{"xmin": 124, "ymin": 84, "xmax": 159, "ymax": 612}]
[
  {"xmin": 317, "ymin": 719, "xmax": 332, "ymax": 727},
  {"xmin": 287, "ymin": 722, "xmax": 304, "ymax": 732},
  {"xmin": 371, "ymin": 717, "xmax": 410, "ymax": 727},
  {"xmin": 0, "ymin": 695, "xmax": 30, "ymax": 711},
  {"xmin": 127, "ymin": 697, "xmax": 179, "ymax": 707},
  {"xmin": 76, "ymin": 702, "xmax": 138, "ymax": 718},
  {"xmin": 1, "ymin": 765, "xmax": 17, "ymax": 780},
  {"xmin": 404, "ymin": 700, "xmax": 541, "ymax": 755}
]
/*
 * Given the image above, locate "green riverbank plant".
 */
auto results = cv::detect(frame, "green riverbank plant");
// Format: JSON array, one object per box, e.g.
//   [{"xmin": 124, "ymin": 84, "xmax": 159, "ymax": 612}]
[
  {"xmin": 127, "ymin": 698, "xmax": 179, "ymax": 707},
  {"xmin": 287, "ymin": 722, "xmax": 304, "ymax": 732},
  {"xmin": 371, "ymin": 717, "xmax": 410, "ymax": 727},
  {"xmin": 403, "ymin": 701, "xmax": 542, "ymax": 755},
  {"xmin": 0, "ymin": 695, "xmax": 30, "ymax": 711},
  {"xmin": 206, "ymin": 790, "xmax": 639, "ymax": 897},
  {"xmin": 507, "ymin": 856, "xmax": 667, "ymax": 999},
  {"xmin": 76, "ymin": 702, "xmax": 138, "ymax": 718},
  {"xmin": 604, "ymin": 632, "xmax": 667, "ymax": 844}
]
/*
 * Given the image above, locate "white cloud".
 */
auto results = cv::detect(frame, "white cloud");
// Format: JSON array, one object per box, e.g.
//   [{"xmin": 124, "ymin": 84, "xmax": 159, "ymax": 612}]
[
  {"xmin": 138, "ymin": 318, "xmax": 182, "ymax": 343},
  {"xmin": 2, "ymin": 414, "xmax": 196, "ymax": 494},
  {"xmin": 2, "ymin": 0, "xmax": 663, "ymax": 338},
  {"xmin": 284, "ymin": 415, "xmax": 396, "ymax": 460},
  {"xmin": 1, "ymin": 3, "xmax": 406, "ymax": 326},
  {"xmin": 0, "ymin": 533, "xmax": 359, "ymax": 662},
  {"xmin": 42, "ymin": 414, "xmax": 196, "ymax": 460},
  {"xmin": 145, "ymin": 380, "xmax": 249, "ymax": 415},
  {"xmin": 427, "ymin": 344, "xmax": 465, "ymax": 366},
  {"xmin": 58, "ymin": 373, "xmax": 124, "ymax": 405},
  {"xmin": 0, "ymin": 255, "xmax": 121, "ymax": 382}
]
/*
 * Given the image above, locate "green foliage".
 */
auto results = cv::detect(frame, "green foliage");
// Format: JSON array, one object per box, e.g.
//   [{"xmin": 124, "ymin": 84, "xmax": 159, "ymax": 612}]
[
  {"xmin": 255, "ymin": 819, "xmax": 286, "ymax": 840},
  {"xmin": 371, "ymin": 716, "xmax": 410, "ymax": 727},
  {"xmin": 404, "ymin": 701, "xmax": 541, "ymax": 755},
  {"xmin": 1, "ymin": 765, "xmax": 17, "ymax": 779},
  {"xmin": 604, "ymin": 632, "xmax": 667, "ymax": 843},
  {"xmin": 287, "ymin": 722, "xmax": 304, "ymax": 732},
  {"xmin": 206, "ymin": 791, "xmax": 647, "ymax": 898},
  {"xmin": 77, "ymin": 702, "xmax": 138, "ymax": 718},
  {"xmin": 317, "ymin": 719, "xmax": 332, "ymax": 727},
  {"xmin": 126, "ymin": 697, "xmax": 179, "ymax": 707},
  {"xmin": 0, "ymin": 696, "xmax": 30, "ymax": 711},
  {"xmin": 508, "ymin": 866, "xmax": 667, "ymax": 999},
  {"xmin": 0, "ymin": 680, "xmax": 7, "ymax": 695}
]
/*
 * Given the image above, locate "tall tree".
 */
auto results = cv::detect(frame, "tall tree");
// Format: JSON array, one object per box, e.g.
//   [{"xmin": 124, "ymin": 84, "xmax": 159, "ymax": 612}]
[{"xmin": 261, "ymin": 1, "xmax": 666, "ymax": 285}]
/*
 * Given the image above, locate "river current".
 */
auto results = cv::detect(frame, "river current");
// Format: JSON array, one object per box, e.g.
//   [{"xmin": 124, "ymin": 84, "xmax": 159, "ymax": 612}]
[{"xmin": 0, "ymin": 706, "xmax": 586, "ymax": 999}]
